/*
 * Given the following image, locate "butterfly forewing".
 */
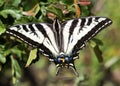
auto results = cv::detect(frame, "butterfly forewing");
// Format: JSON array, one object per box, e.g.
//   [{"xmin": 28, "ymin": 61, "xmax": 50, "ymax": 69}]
[
  {"xmin": 62, "ymin": 16, "xmax": 112, "ymax": 55},
  {"xmin": 6, "ymin": 23, "xmax": 59, "ymax": 57}
]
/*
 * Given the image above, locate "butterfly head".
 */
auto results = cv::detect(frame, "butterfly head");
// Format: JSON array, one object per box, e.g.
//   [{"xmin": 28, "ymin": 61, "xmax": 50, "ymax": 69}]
[
  {"xmin": 54, "ymin": 54, "xmax": 79, "ymax": 76},
  {"xmin": 54, "ymin": 54, "xmax": 72, "ymax": 67}
]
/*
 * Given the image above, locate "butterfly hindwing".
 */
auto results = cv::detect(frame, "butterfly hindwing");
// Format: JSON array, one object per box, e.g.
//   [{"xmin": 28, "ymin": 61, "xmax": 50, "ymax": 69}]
[
  {"xmin": 6, "ymin": 23, "xmax": 59, "ymax": 58},
  {"xmin": 62, "ymin": 16, "xmax": 112, "ymax": 55}
]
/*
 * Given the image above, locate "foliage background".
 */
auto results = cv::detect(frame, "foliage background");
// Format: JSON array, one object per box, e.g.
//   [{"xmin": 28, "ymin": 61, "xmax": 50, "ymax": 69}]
[{"xmin": 0, "ymin": 0, "xmax": 120, "ymax": 86}]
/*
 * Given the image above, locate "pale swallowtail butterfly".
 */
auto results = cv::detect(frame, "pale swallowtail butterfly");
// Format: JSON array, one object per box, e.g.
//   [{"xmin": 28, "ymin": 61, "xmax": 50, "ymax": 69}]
[{"xmin": 6, "ymin": 16, "xmax": 112, "ymax": 76}]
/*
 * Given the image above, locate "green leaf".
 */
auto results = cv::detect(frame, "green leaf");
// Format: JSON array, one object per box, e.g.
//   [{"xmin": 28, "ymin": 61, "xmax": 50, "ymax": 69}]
[
  {"xmin": 90, "ymin": 40, "xmax": 97, "ymax": 48},
  {"xmin": 48, "ymin": 0, "xmax": 58, "ymax": 3},
  {"xmin": 0, "ymin": 20, "xmax": 6, "ymax": 35},
  {"xmin": 0, "ymin": 9, "xmax": 22, "ymax": 19},
  {"xmin": 0, "ymin": 45, "xmax": 6, "ymax": 64},
  {"xmin": 80, "ymin": 6, "xmax": 90, "ymax": 17},
  {"xmin": 12, "ymin": 0, "xmax": 21, "ymax": 7},
  {"xmin": 93, "ymin": 45, "xmax": 103, "ymax": 63},
  {"xmin": 41, "ymin": 6, "xmax": 47, "ymax": 16},
  {"xmin": 25, "ymin": 48, "xmax": 37, "ymax": 67},
  {"xmin": 14, "ymin": 16, "xmax": 33, "ymax": 24},
  {"xmin": 90, "ymin": 38, "xmax": 103, "ymax": 48},
  {"xmin": 21, "ymin": 0, "xmax": 39, "ymax": 11},
  {"xmin": 0, "ymin": 0, "xmax": 5, "ymax": 7},
  {"xmin": 11, "ymin": 46, "xmax": 24, "ymax": 58},
  {"xmin": 47, "ymin": 6, "xmax": 63, "ymax": 19},
  {"xmin": 0, "ymin": 54, "xmax": 6, "ymax": 64},
  {"xmin": 60, "ymin": 0, "xmax": 73, "ymax": 5},
  {"xmin": 11, "ymin": 56, "xmax": 21, "ymax": 84},
  {"xmin": 92, "ymin": 38, "xmax": 103, "ymax": 46},
  {"xmin": 90, "ymin": 38, "xmax": 104, "ymax": 62}
]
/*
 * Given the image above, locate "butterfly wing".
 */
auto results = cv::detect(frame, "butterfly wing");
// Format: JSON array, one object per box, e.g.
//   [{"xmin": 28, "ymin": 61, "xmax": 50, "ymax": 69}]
[
  {"xmin": 62, "ymin": 16, "xmax": 112, "ymax": 55},
  {"xmin": 6, "ymin": 23, "xmax": 59, "ymax": 59}
]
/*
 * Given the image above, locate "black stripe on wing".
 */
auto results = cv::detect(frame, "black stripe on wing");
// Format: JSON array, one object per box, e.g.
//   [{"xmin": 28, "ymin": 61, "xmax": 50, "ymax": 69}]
[
  {"xmin": 86, "ymin": 17, "xmax": 92, "ymax": 25},
  {"xmin": 6, "ymin": 29, "xmax": 40, "ymax": 46}
]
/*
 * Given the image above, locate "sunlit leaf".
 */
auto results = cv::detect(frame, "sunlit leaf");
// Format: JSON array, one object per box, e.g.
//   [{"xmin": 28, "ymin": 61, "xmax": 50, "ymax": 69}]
[
  {"xmin": 25, "ymin": 48, "xmax": 38, "ymax": 67},
  {"xmin": 90, "ymin": 38, "xmax": 103, "ymax": 48},
  {"xmin": 41, "ymin": 5, "xmax": 47, "ymax": 16},
  {"xmin": 90, "ymin": 40, "xmax": 96, "ymax": 48},
  {"xmin": 0, "ymin": 20, "xmax": 6, "ymax": 35},
  {"xmin": 0, "ymin": 54, "xmax": 6, "ymax": 64},
  {"xmin": 0, "ymin": 9, "xmax": 22, "ymax": 19}
]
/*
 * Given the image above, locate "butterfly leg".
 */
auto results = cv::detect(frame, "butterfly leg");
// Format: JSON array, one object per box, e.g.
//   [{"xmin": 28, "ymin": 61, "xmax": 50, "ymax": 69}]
[
  {"xmin": 56, "ymin": 66, "xmax": 61, "ymax": 76},
  {"xmin": 69, "ymin": 63, "xmax": 79, "ymax": 76}
]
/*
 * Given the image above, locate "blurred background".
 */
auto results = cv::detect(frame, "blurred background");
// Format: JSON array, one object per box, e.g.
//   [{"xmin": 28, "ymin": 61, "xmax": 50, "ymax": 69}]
[{"xmin": 0, "ymin": 0, "xmax": 120, "ymax": 86}]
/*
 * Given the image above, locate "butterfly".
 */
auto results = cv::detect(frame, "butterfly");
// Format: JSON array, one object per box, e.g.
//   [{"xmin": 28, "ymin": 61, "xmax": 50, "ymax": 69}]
[{"xmin": 6, "ymin": 16, "xmax": 112, "ymax": 76}]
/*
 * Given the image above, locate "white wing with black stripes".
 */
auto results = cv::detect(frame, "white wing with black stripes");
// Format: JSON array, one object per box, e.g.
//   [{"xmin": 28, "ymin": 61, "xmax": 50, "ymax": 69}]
[
  {"xmin": 6, "ymin": 16, "xmax": 112, "ymax": 76},
  {"xmin": 6, "ymin": 23, "xmax": 59, "ymax": 59},
  {"xmin": 62, "ymin": 16, "xmax": 112, "ymax": 55}
]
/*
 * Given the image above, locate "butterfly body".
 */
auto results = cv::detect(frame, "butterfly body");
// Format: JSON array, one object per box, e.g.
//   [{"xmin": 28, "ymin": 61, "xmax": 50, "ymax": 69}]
[{"xmin": 6, "ymin": 16, "xmax": 112, "ymax": 76}]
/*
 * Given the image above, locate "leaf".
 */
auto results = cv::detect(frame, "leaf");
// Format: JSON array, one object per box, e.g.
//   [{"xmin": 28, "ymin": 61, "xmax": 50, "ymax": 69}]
[
  {"xmin": 47, "ymin": 6, "xmax": 63, "ymax": 19},
  {"xmin": 22, "ymin": 4, "xmax": 40, "ymax": 17},
  {"xmin": 25, "ymin": 48, "xmax": 38, "ymax": 67},
  {"xmin": 0, "ymin": 54, "xmax": 6, "ymax": 64},
  {"xmin": 11, "ymin": 46, "xmax": 24, "ymax": 58},
  {"xmin": 90, "ymin": 38, "xmax": 103, "ymax": 48},
  {"xmin": 61, "ymin": 0, "xmax": 74, "ymax": 5},
  {"xmin": 93, "ymin": 45, "xmax": 103, "ymax": 63},
  {"xmin": 0, "ymin": 0, "xmax": 5, "ymax": 7},
  {"xmin": 48, "ymin": 0, "xmax": 58, "ymax": 3},
  {"xmin": 80, "ymin": 6, "xmax": 90, "ymax": 16},
  {"xmin": 92, "ymin": 38, "xmax": 103, "ymax": 46},
  {"xmin": 90, "ymin": 38, "xmax": 104, "ymax": 62},
  {"xmin": 41, "ymin": 5, "xmax": 47, "ymax": 16},
  {"xmin": 11, "ymin": 56, "xmax": 21, "ymax": 84},
  {"xmin": 21, "ymin": 0, "xmax": 39, "ymax": 11},
  {"xmin": 0, "ymin": 45, "xmax": 6, "ymax": 64},
  {"xmin": 0, "ymin": 20, "xmax": 6, "ymax": 35},
  {"xmin": 12, "ymin": 0, "xmax": 21, "ymax": 7},
  {"xmin": 0, "ymin": 9, "xmax": 22, "ymax": 19},
  {"xmin": 14, "ymin": 16, "xmax": 33, "ymax": 24}
]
